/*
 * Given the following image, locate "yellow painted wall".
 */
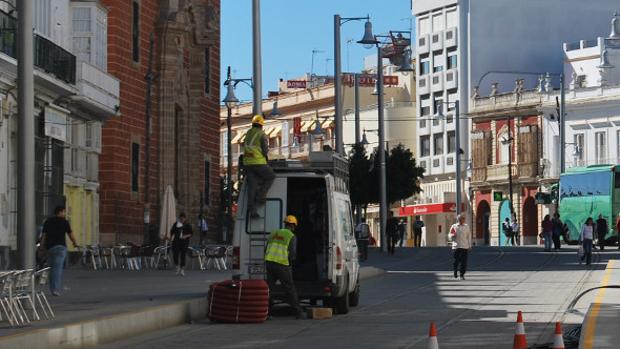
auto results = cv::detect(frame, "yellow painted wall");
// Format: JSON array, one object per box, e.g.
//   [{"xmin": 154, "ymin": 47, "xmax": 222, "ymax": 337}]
[{"xmin": 64, "ymin": 185, "xmax": 98, "ymax": 250}]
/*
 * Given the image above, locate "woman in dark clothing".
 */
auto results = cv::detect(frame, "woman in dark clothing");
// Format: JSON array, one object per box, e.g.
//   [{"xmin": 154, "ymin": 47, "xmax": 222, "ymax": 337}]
[
  {"xmin": 169, "ymin": 213, "xmax": 193, "ymax": 276},
  {"xmin": 541, "ymin": 215, "xmax": 553, "ymax": 252}
]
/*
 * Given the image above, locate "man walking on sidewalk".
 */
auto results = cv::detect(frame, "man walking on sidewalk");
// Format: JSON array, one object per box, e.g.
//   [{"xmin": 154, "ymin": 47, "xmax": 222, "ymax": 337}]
[
  {"xmin": 169, "ymin": 213, "xmax": 193, "ymax": 276},
  {"xmin": 41, "ymin": 206, "xmax": 79, "ymax": 296},
  {"xmin": 450, "ymin": 214, "xmax": 472, "ymax": 280}
]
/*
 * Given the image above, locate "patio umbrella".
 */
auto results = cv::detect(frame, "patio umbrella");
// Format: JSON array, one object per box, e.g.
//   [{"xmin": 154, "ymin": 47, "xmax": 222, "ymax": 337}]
[{"xmin": 159, "ymin": 185, "xmax": 177, "ymax": 240}]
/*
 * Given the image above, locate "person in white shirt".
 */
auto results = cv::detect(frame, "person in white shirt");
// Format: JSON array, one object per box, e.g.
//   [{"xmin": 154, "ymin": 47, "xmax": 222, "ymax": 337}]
[
  {"xmin": 579, "ymin": 217, "xmax": 594, "ymax": 265},
  {"xmin": 449, "ymin": 214, "xmax": 472, "ymax": 280},
  {"xmin": 511, "ymin": 220, "xmax": 520, "ymax": 246}
]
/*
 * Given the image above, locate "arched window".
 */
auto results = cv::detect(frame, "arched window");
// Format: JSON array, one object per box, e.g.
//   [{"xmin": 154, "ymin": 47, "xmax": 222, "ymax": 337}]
[{"xmin": 498, "ymin": 130, "xmax": 510, "ymax": 164}]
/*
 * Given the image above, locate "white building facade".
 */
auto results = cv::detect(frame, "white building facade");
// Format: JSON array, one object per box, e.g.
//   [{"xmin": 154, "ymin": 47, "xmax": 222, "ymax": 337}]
[
  {"xmin": 0, "ymin": 0, "xmax": 119, "ymax": 267},
  {"xmin": 411, "ymin": 0, "xmax": 620, "ymax": 246}
]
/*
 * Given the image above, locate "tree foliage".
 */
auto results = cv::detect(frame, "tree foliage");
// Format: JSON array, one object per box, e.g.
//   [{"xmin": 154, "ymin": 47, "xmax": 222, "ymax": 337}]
[
  {"xmin": 348, "ymin": 143, "xmax": 373, "ymax": 208},
  {"xmin": 369, "ymin": 144, "xmax": 425, "ymax": 204}
]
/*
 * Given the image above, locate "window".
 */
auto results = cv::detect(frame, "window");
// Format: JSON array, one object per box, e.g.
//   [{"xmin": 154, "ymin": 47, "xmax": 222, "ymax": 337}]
[
  {"xmin": 576, "ymin": 75, "xmax": 587, "ymax": 88},
  {"xmin": 420, "ymin": 135, "xmax": 430, "ymax": 157},
  {"xmin": 132, "ymin": 1, "xmax": 140, "ymax": 62},
  {"xmin": 432, "ymin": 13, "xmax": 444, "ymax": 31},
  {"xmin": 447, "ymin": 54, "xmax": 457, "ymax": 70},
  {"xmin": 420, "ymin": 105, "xmax": 430, "ymax": 116},
  {"xmin": 420, "ymin": 119, "xmax": 427, "ymax": 128},
  {"xmin": 204, "ymin": 160, "xmax": 211, "ymax": 205},
  {"xmin": 446, "ymin": 31, "xmax": 453, "ymax": 40},
  {"xmin": 204, "ymin": 47, "xmax": 211, "ymax": 95},
  {"xmin": 34, "ymin": 0, "xmax": 51, "ymax": 37},
  {"xmin": 418, "ymin": 37, "xmax": 426, "ymax": 47},
  {"xmin": 595, "ymin": 132, "xmax": 606, "ymax": 164},
  {"xmin": 419, "ymin": 60, "xmax": 430, "ymax": 75},
  {"xmin": 433, "ymin": 53, "xmax": 444, "ymax": 73},
  {"xmin": 498, "ymin": 131, "xmax": 510, "ymax": 164},
  {"xmin": 433, "ymin": 94, "xmax": 444, "ymax": 115},
  {"xmin": 434, "ymin": 133, "xmax": 444, "ymax": 155},
  {"xmin": 131, "ymin": 142, "xmax": 139, "ymax": 192},
  {"xmin": 420, "ymin": 96, "xmax": 431, "ymax": 116},
  {"xmin": 418, "ymin": 17, "xmax": 430, "ymax": 35},
  {"xmin": 72, "ymin": 6, "xmax": 108, "ymax": 70},
  {"xmin": 574, "ymin": 133, "xmax": 584, "ymax": 163},
  {"xmin": 432, "ymin": 34, "xmax": 440, "ymax": 44},
  {"xmin": 447, "ymin": 131, "xmax": 456, "ymax": 153}
]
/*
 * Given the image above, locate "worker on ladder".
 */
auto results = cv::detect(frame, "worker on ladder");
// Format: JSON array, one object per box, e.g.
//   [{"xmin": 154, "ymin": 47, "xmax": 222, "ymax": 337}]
[
  {"xmin": 265, "ymin": 215, "xmax": 304, "ymax": 319},
  {"xmin": 243, "ymin": 115, "xmax": 275, "ymax": 218}
]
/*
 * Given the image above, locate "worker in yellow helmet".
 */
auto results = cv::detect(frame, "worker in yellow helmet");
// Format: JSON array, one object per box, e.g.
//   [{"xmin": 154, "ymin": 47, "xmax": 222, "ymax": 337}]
[
  {"xmin": 265, "ymin": 215, "xmax": 304, "ymax": 319},
  {"xmin": 243, "ymin": 115, "xmax": 275, "ymax": 218}
]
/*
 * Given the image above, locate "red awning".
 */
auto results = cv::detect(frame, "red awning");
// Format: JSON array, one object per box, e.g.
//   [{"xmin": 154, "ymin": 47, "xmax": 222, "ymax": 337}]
[{"xmin": 399, "ymin": 203, "xmax": 462, "ymax": 216}]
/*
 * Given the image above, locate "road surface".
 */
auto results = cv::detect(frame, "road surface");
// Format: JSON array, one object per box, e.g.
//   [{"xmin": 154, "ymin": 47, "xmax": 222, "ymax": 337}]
[{"xmin": 96, "ymin": 246, "xmax": 618, "ymax": 349}]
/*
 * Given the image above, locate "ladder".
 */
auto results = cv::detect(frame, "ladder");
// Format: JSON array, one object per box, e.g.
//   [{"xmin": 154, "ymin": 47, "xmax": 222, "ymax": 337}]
[{"xmin": 247, "ymin": 205, "xmax": 268, "ymax": 280}]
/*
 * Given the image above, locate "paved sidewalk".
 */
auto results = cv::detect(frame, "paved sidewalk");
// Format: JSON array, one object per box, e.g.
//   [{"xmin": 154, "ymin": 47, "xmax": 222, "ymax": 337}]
[{"xmin": 0, "ymin": 268, "xmax": 231, "ymax": 337}]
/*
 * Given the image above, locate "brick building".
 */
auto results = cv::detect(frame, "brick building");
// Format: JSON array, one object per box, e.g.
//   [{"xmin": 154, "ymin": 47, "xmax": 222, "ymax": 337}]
[{"xmin": 99, "ymin": 0, "xmax": 221, "ymax": 244}]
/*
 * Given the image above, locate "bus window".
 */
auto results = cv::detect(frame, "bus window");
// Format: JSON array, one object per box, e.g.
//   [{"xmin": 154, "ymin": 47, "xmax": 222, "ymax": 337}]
[
  {"xmin": 560, "ymin": 171, "xmax": 612, "ymax": 198},
  {"xmin": 615, "ymin": 172, "xmax": 620, "ymax": 189}
]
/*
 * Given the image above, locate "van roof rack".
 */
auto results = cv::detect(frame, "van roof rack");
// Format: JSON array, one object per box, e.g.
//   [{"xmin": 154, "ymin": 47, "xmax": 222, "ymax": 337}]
[{"xmin": 268, "ymin": 151, "xmax": 349, "ymax": 192}]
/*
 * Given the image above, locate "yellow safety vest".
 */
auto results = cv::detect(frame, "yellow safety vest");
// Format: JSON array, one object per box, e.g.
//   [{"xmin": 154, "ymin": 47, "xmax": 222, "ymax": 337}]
[
  {"xmin": 264, "ymin": 229, "xmax": 294, "ymax": 266},
  {"xmin": 243, "ymin": 127, "xmax": 267, "ymax": 166}
]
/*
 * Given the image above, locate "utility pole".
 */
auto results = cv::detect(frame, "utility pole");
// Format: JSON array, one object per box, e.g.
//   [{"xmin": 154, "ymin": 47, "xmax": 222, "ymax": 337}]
[
  {"xmin": 252, "ymin": 0, "xmax": 262, "ymax": 116},
  {"xmin": 17, "ymin": 0, "xmax": 35, "ymax": 269},
  {"xmin": 377, "ymin": 46, "xmax": 387, "ymax": 253},
  {"xmin": 559, "ymin": 73, "xmax": 566, "ymax": 174},
  {"xmin": 354, "ymin": 73, "xmax": 361, "ymax": 225},
  {"xmin": 455, "ymin": 101, "xmax": 461, "ymax": 217},
  {"xmin": 333, "ymin": 15, "xmax": 343, "ymax": 154}
]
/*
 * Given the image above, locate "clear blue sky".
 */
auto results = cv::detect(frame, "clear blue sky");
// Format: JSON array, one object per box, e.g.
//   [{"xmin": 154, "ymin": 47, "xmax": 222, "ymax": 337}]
[{"xmin": 221, "ymin": 0, "xmax": 414, "ymax": 102}]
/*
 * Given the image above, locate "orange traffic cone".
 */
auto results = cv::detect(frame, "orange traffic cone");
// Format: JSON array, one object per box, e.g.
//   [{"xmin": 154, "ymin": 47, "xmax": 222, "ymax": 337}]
[
  {"xmin": 428, "ymin": 322, "xmax": 439, "ymax": 349},
  {"xmin": 513, "ymin": 311, "xmax": 528, "ymax": 349},
  {"xmin": 552, "ymin": 322, "xmax": 565, "ymax": 349}
]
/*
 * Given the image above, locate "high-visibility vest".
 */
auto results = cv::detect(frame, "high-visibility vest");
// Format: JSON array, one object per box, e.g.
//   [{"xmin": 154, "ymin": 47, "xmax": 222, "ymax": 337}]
[
  {"xmin": 243, "ymin": 127, "xmax": 267, "ymax": 166},
  {"xmin": 264, "ymin": 229, "xmax": 294, "ymax": 266}
]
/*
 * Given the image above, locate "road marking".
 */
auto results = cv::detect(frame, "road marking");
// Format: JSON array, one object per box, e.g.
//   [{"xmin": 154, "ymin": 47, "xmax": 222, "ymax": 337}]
[{"xmin": 582, "ymin": 259, "xmax": 615, "ymax": 349}]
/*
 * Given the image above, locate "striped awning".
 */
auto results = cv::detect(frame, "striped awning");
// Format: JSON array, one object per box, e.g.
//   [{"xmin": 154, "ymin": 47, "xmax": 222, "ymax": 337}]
[
  {"xmin": 268, "ymin": 125, "xmax": 282, "ymax": 138},
  {"xmin": 301, "ymin": 120, "xmax": 314, "ymax": 132},
  {"xmin": 322, "ymin": 119, "xmax": 334, "ymax": 129},
  {"xmin": 231, "ymin": 131, "xmax": 247, "ymax": 144}
]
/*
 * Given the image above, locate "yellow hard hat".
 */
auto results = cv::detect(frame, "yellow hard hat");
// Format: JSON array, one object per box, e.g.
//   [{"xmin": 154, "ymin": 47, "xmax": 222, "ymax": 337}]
[
  {"xmin": 251, "ymin": 114, "xmax": 265, "ymax": 126},
  {"xmin": 284, "ymin": 215, "xmax": 298, "ymax": 226}
]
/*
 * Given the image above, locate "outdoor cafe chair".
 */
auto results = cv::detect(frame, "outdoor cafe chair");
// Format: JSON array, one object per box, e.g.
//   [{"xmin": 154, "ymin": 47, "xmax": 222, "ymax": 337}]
[
  {"xmin": 10, "ymin": 270, "xmax": 33, "ymax": 324},
  {"xmin": 0, "ymin": 272, "xmax": 18, "ymax": 326},
  {"xmin": 153, "ymin": 245, "xmax": 172, "ymax": 269},
  {"xmin": 33, "ymin": 268, "xmax": 54, "ymax": 320},
  {"xmin": 13, "ymin": 269, "xmax": 39, "ymax": 322},
  {"xmin": 188, "ymin": 246, "xmax": 206, "ymax": 271},
  {"xmin": 205, "ymin": 246, "xmax": 227, "ymax": 271}
]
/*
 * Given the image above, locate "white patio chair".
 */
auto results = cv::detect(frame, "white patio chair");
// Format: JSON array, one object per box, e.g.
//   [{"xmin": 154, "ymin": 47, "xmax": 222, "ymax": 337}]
[
  {"xmin": 13, "ymin": 269, "xmax": 37, "ymax": 322},
  {"xmin": 33, "ymin": 268, "xmax": 54, "ymax": 319},
  {"xmin": 0, "ymin": 272, "xmax": 18, "ymax": 326}
]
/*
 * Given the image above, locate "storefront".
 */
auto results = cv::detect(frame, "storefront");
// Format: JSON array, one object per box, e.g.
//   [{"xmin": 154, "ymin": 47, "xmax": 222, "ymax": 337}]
[{"xmin": 398, "ymin": 203, "xmax": 462, "ymax": 246}]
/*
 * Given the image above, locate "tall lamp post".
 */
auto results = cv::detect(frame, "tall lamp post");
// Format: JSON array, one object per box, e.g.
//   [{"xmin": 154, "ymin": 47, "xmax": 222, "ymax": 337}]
[
  {"xmin": 357, "ymin": 31, "xmax": 412, "ymax": 252},
  {"xmin": 222, "ymin": 67, "xmax": 253, "ymax": 243},
  {"xmin": 334, "ymin": 14, "xmax": 378, "ymax": 155}
]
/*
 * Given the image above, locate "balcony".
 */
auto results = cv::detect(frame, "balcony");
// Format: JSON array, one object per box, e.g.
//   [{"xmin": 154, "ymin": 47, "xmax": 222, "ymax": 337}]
[
  {"xmin": 34, "ymin": 34, "xmax": 76, "ymax": 84},
  {"xmin": 0, "ymin": 11, "xmax": 76, "ymax": 85},
  {"xmin": 486, "ymin": 164, "xmax": 518, "ymax": 182},
  {"xmin": 431, "ymin": 72, "xmax": 444, "ymax": 92},
  {"xmin": 417, "ymin": 34, "xmax": 429, "ymax": 55},
  {"xmin": 517, "ymin": 162, "xmax": 538, "ymax": 179},
  {"xmin": 418, "ymin": 75, "xmax": 430, "ymax": 95},
  {"xmin": 445, "ymin": 69, "xmax": 458, "ymax": 90},
  {"xmin": 76, "ymin": 61, "xmax": 120, "ymax": 116},
  {"xmin": 445, "ymin": 27, "xmax": 457, "ymax": 48},
  {"xmin": 472, "ymin": 168, "xmax": 487, "ymax": 183},
  {"xmin": 430, "ymin": 32, "xmax": 443, "ymax": 52}
]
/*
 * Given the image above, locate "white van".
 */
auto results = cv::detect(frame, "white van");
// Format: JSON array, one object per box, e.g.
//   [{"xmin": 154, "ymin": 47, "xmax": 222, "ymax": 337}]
[{"xmin": 232, "ymin": 152, "xmax": 360, "ymax": 314}]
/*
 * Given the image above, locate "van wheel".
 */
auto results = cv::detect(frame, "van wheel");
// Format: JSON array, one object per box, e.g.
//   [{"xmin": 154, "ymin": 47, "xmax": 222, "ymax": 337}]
[
  {"xmin": 334, "ymin": 280, "xmax": 350, "ymax": 314},
  {"xmin": 349, "ymin": 281, "xmax": 360, "ymax": 307}
]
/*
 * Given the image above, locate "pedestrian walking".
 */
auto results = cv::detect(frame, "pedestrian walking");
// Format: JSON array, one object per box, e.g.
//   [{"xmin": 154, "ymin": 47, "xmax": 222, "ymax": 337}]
[
  {"xmin": 243, "ymin": 115, "xmax": 275, "ymax": 218},
  {"xmin": 551, "ymin": 213, "xmax": 563, "ymax": 250},
  {"xmin": 355, "ymin": 218, "xmax": 370, "ymax": 261},
  {"xmin": 541, "ymin": 215, "xmax": 553, "ymax": 252},
  {"xmin": 579, "ymin": 217, "xmax": 595, "ymax": 265},
  {"xmin": 168, "ymin": 213, "xmax": 193, "ymax": 276},
  {"xmin": 502, "ymin": 218, "xmax": 513, "ymax": 246},
  {"xmin": 197, "ymin": 214, "xmax": 208, "ymax": 246},
  {"xmin": 398, "ymin": 219, "xmax": 406, "ymax": 247},
  {"xmin": 386, "ymin": 212, "xmax": 399, "ymax": 255},
  {"xmin": 595, "ymin": 214, "xmax": 608, "ymax": 251},
  {"xmin": 40, "ymin": 206, "xmax": 79, "ymax": 296},
  {"xmin": 511, "ymin": 219, "xmax": 520, "ymax": 246},
  {"xmin": 413, "ymin": 216, "xmax": 425, "ymax": 247},
  {"xmin": 265, "ymin": 215, "xmax": 304, "ymax": 319},
  {"xmin": 449, "ymin": 214, "xmax": 472, "ymax": 280}
]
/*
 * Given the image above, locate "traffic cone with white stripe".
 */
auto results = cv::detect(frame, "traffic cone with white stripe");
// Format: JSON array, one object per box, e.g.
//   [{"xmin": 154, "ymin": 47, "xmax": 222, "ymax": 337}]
[
  {"xmin": 552, "ymin": 322, "xmax": 565, "ymax": 349},
  {"xmin": 428, "ymin": 321, "xmax": 439, "ymax": 349},
  {"xmin": 513, "ymin": 311, "xmax": 528, "ymax": 349}
]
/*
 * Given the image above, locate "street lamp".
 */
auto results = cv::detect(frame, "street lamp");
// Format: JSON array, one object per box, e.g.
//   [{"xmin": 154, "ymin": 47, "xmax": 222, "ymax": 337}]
[
  {"xmin": 436, "ymin": 101, "xmax": 462, "ymax": 216},
  {"xmin": 222, "ymin": 66, "xmax": 253, "ymax": 243},
  {"xmin": 334, "ymin": 14, "xmax": 378, "ymax": 155}
]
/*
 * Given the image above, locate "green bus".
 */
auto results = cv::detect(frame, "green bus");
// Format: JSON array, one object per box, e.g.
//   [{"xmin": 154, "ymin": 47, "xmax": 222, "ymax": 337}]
[{"xmin": 559, "ymin": 165, "xmax": 620, "ymax": 243}]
